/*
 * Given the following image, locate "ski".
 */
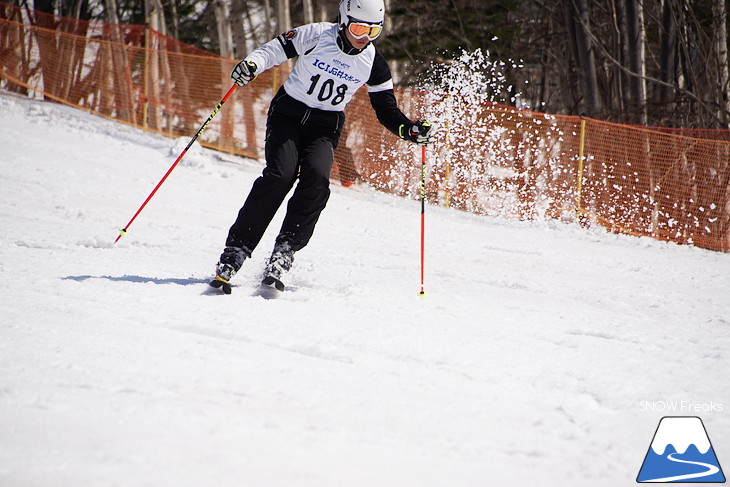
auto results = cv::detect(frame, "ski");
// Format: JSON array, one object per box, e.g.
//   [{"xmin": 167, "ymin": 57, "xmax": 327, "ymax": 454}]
[
  {"xmin": 209, "ymin": 277, "xmax": 232, "ymax": 294},
  {"xmin": 207, "ymin": 274, "xmax": 287, "ymax": 296},
  {"xmin": 261, "ymin": 275, "xmax": 285, "ymax": 292}
]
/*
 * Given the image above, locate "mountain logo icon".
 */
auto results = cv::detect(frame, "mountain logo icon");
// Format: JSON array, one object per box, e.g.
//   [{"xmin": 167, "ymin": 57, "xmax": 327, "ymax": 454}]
[{"xmin": 637, "ymin": 416, "xmax": 725, "ymax": 483}]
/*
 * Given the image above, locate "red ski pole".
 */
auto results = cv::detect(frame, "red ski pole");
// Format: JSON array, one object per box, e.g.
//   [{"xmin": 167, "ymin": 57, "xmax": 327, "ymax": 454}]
[
  {"xmin": 115, "ymin": 83, "xmax": 238, "ymax": 243},
  {"xmin": 419, "ymin": 145, "xmax": 427, "ymax": 296}
]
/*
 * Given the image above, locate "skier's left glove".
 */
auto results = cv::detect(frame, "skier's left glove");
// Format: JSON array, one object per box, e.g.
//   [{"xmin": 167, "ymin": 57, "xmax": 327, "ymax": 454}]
[
  {"xmin": 231, "ymin": 60, "xmax": 258, "ymax": 87},
  {"xmin": 402, "ymin": 120, "xmax": 433, "ymax": 146}
]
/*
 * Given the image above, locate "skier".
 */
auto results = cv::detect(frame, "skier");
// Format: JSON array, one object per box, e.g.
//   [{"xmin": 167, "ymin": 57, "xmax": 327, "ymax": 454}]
[{"xmin": 211, "ymin": 0, "xmax": 432, "ymax": 293}]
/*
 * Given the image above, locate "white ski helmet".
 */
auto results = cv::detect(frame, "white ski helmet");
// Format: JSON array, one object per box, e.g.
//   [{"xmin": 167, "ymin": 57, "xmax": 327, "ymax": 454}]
[{"xmin": 338, "ymin": 0, "xmax": 385, "ymax": 26}]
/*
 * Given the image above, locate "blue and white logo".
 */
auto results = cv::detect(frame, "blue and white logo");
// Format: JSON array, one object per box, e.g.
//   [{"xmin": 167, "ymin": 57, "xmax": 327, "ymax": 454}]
[{"xmin": 637, "ymin": 416, "xmax": 725, "ymax": 483}]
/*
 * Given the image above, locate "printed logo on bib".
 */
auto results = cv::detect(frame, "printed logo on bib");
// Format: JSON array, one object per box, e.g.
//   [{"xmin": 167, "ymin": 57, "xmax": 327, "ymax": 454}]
[
  {"xmin": 312, "ymin": 58, "xmax": 362, "ymax": 84},
  {"xmin": 283, "ymin": 29, "xmax": 297, "ymax": 40}
]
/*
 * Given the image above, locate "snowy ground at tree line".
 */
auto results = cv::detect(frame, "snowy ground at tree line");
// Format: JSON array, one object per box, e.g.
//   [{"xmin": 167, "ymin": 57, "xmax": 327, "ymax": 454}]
[{"xmin": 1, "ymin": 91, "xmax": 729, "ymax": 487}]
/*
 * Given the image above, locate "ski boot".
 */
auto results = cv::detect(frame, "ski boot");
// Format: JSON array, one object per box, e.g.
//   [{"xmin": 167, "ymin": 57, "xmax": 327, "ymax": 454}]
[
  {"xmin": 261, "ymin": 241, "xmax": 294, "ymax": 292},
  {"xmin": 209, "ymin": 246, "xmax": 248, "ymax": 294}
]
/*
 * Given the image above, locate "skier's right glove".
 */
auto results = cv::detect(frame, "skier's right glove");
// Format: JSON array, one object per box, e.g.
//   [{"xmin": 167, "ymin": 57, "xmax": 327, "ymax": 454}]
[
  {"xmin": 231, "ymin": 60, "xmax": 258, "ymax": 87},
  {"xmin": 402, "ymin": 120, "xmax": 433, "ymax": 146}
]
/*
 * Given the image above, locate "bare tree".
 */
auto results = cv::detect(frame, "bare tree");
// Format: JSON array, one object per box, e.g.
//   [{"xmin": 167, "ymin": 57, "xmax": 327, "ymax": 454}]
[
  {"xmin": 564, "ymin": 0, "xmax": 601, "ymax": 115},
  {"xmin": 168, "ymin": 0, "xmax": 180, "ymax": 41},
  {"xmin": 261, "ymin": 0, "xmax": 274, "ymax": 39},
  {"xmin": 276, "ymin": 0, "xmax": 291, "ymax": 33},
  {"xmin": 214, "ymin": 0, "xmax": 234, "ymax": 59},
  {"xmin": 712, "ymin": 0, "xmax": 729, "ymax": 127},
  {"xmin": 144, "ymin": 0, "xmax": 170, "ymax": 130},
  {"xmin": 658, "ymin": 0, "xmax": 678, "ymax": 108},
  {"xmin": 302, "ymin": 0, "xmax": 314, "ymax": 25},
  {"xmin": 230, "ymin": 0, "xmax": 247, "ymax": 57},
  {"xmin": 624, "ymin": 0, "xmax": 646, "ymax": 124},
  {"xmin": 145, "ymin": 0, "xmax": 167, "ymax": 35},
  {"xmin": 213, "ymin": 0, "xmax": 235, "ymax": 150},
  {"xmin": 104, "ymin": 0, "xmax": 136, "ymax": 123}
]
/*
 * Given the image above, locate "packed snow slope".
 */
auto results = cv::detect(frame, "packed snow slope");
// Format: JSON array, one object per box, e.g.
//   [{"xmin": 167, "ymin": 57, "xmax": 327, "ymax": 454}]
[{"xmin": 1, "ymin": 92, "xmax": 729, "ymax": 487}]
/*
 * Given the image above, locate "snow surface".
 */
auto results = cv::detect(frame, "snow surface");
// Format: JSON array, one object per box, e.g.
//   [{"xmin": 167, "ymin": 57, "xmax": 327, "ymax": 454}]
[{"xmin": 1, "ymin": 91, "xmax": 729, "ymax": 486}]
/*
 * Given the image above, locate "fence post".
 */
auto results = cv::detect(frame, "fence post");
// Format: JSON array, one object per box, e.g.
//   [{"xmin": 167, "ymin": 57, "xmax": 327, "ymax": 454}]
[
  {"xmin": 442, "ymin": 115, "xmax": 452, "ymax": 208},
  {"xmin": 143, "ymin": 22, "xmax": 149, "ymax": 131},
  {"xmin": 576, "ymin": 116, "xmax": 587, "ymax": 221},
  {"xmin": 444, "ymin": 159, "xmax": 451, "ymax": 208}
]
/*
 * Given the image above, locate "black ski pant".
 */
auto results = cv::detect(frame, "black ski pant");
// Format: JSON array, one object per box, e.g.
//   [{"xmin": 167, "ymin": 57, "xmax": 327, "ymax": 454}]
[{"xmin": 226, "ymin": 111, "xmax": 341, "ymax": 254}]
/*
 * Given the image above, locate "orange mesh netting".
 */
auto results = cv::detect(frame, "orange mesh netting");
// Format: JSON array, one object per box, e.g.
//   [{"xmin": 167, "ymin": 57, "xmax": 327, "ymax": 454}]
[{"xmin": 2, "ymin": 2, "xmax": 729, "ymax": 252}]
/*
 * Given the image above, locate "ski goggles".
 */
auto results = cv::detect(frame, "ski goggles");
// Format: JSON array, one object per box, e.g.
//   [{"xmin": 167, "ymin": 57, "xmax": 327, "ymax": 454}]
[{"xmin": 347, "ymin": 20, "xmax": 383, "ymax": 41}]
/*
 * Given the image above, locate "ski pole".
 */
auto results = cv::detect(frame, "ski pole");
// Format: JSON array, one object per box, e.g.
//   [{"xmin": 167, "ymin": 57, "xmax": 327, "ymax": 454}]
[
  {"xmin": 115, "ymin": 83, "xmax": 238, "ymax": 243},
  {"xmin": 419, "ymin": 145, "xmax": 426, "ymax": 296}
]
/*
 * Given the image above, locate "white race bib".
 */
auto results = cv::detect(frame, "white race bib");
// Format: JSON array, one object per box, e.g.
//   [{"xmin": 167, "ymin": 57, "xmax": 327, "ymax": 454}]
[{"xmin": 283, "ymin": 24, "xmax": 375, "ymax": 112}]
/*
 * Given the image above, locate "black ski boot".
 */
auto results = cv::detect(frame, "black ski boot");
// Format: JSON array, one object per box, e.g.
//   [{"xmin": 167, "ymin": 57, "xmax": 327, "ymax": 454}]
[
  {"xmin": 210, "ymin": 246, "xmax": 249, "ymax": 294},
  {"xmin": 261, "ymin": 241, "xmax": 294, "ymax": 291}
]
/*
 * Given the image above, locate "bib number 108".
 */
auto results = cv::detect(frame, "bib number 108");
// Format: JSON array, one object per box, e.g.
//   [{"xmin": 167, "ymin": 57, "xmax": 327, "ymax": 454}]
[{"xmin": 307, "ymin": 74, "xmax": 347, "ymax": 106}]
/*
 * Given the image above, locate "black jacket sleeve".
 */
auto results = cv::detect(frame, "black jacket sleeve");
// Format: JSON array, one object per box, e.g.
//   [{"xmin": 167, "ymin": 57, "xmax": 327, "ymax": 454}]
[{"xmin": 367, "ymin": 50, "xmax": 413, "ymax": 138}]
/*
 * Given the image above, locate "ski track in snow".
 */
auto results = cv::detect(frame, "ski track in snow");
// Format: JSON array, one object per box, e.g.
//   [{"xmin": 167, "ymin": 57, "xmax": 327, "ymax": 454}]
[{"xmin": 1, "ymin": 91, "xmax": 729, "ymax": 486}]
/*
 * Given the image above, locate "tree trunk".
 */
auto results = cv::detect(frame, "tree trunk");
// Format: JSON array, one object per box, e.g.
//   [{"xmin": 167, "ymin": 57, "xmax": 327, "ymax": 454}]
[
  {"xmin": 659, "ymin": 0, "xmax": 677, "ymax": 107},
  {"xmin": 146, "ymin": 0, "xmax": 167, "ymax": 36},
  {"xmin": 145, "ymin": 0, "xmax": 170, "ymax": 131},
  {"xmin": 169, "ymin": 0, "xmax": 180, "ymax": 41},
  {"xmin": 565, "ymin": 0, "xmax": 600, "ymax": 115},
  {"xmin": 614, "ymin": 0, "xmax": 630, "ymax": 110},
  {"xmin": 319, "ymin": 3, "xmax": 330, "ymax": 22},
  {"xmin": 625, "ymin": 0, "xmax": 647, "ymax": 124},
  {"xmin": 105, "ymin": 0, "xmax": 135, "ymax": 124},
  {"xmin": 262, "ymin": 0, "xmax": 273, "ymax": 39},
  {"xmin": 65, "ymin": 0, "xmax": 88, "ymax": 20},
  {"xmin": 214, "ymin": 0, "xmax": 234, "ymax": 59},
  {"xmin": 31, "ymin": 0, "xmax": 62, "ymax": 101},
  {"xmin": 230, "ymin": 0, "xmax": 247, "ymax": 58},
  {"xmin": 302, "ymin": 0, "xmax": 314, "ymax": 25},
  {"xmin": 277, "ymin": 0, "xmax": 291, "ymax": 33},
  {"xmin": 214, "ymin": 0, "xmax": 235, "ymax": 151},
  {"xmin": 713, "ymin": 0, "xmax": 729, "ymax": 127}
]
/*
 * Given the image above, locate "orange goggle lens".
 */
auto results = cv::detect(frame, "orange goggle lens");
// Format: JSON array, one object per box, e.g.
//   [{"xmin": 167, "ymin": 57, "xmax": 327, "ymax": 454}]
[{"xmin": 348, "ymin": 22, "xmax": 382, "ymax": 40}]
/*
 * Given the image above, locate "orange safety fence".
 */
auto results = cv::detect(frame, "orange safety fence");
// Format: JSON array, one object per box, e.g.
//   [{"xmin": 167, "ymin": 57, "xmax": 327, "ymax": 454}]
[{"xmin": 2, "ymin": 2, "xmax": 729, "ymax": 252}]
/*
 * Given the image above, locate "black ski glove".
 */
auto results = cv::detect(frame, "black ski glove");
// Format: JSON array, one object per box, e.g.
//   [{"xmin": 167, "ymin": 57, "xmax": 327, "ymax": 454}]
[
  {"xmin": 401, "ymin": 120, "xmax": 433, "ymax": 146},
  {"xmin": 231, "ymin": 60, "xmax": 258, "ymax": 87}
]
